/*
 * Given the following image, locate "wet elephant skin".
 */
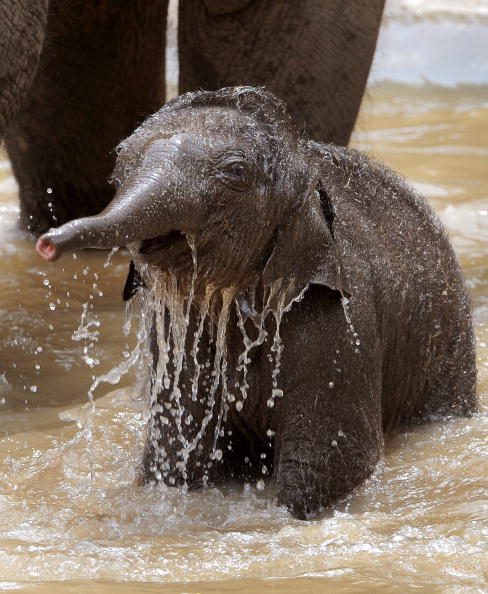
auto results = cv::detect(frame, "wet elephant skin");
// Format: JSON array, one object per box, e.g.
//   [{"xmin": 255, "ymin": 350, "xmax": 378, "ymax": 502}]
[{"xmin": 36, "ymin": 87, "xmax": 477, "ymax": 519}]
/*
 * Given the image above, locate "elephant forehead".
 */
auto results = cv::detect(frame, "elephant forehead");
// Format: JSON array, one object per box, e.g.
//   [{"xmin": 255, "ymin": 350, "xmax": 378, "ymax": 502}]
[
  {"xmin": 183, "ymin": 105, "xmax": 255, "ymax": 132},
  {"xmin": 144, "ymin": 132, "xmax": 254, "ymax": 165},
  {"xmin": 166, "ymin": 106, "xmax": 274, "ymax": 148},
  {"xmin": 145, "ymin": 134, "xmax": 203, "ymax": 159}
]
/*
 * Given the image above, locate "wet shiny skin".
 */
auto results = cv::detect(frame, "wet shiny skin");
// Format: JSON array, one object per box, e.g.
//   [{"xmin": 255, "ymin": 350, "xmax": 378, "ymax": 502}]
[{"xmin": 0, "ymin": 82, "xmax": 487, "ymax": 591}]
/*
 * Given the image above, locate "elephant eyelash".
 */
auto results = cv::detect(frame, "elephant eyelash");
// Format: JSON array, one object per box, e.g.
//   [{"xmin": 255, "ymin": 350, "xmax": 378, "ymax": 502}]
[
  {"xmin": 223, "ymin": 163, "xmax": 245, "ymax": 178},
  {"xmin": 215, "ymin": 156, "xmax": 251, "ymax": 190}
]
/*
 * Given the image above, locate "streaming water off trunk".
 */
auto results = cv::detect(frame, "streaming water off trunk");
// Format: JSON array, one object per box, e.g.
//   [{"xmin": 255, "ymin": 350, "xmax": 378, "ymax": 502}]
[
  {"xmin": 125, "ymin": 256, "xmax": 302, "ymax": 487},
  {"xmin": 1, "ymin": 38, "xmax": 488, "ymax": 594}
]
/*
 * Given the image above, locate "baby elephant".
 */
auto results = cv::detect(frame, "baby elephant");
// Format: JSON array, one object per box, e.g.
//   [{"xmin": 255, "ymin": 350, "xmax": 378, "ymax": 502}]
[{"xmin": 36, "ymin": 87, "xmax": 477, "ymax": 519}]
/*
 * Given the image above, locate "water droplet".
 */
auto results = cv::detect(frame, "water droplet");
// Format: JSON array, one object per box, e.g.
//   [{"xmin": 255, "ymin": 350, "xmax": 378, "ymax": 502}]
[
  {"xmin": 341, "ymin": 296, "xmax": 352, "ymax": 324},
  {"xmin": 256, "ymin": 479, "xmax": 265, "ymax": 491},
  {"xmin": 29, "ymin": 385, "xmax": 37, "ymax": 393},
  {"xmin": 331, "ymin": 439, "xmax": 338, "ymax": 447},
  {"xmin": 48, "ymin": 303, "xmax": 56, "ymax": 311},
  {"xmin": 328, "ymin": 381, "xmax": 334, "ymax": 389},
  {"xmin": 266, "ymin": 398, "xmax": 275, "ymax": 408},
  {"xmin": 236, "ymin": 401, "xmax": 243, "ymax": 412},
  {"xmin": 272, "ymin": 388, "xmax": 283, "ymax": 398},
  {"xmin": 46, "ymin": 188, "xmax": 53, "ymax": 194}
]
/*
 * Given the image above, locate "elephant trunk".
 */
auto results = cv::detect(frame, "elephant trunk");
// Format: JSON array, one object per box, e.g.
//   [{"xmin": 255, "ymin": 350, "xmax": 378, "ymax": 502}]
[{"xmin": 36, "ymin": 168, "xmax": 199, "ymax": 261}]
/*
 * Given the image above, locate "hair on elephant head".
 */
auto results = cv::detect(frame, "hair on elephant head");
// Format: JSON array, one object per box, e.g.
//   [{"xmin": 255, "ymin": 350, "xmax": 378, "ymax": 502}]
[
  {"xmin": 37, "ymin": 86, "xmax": 349, "ymax": 297},
  {"xmin": 36, "ymin": 86, "xmax": 477, "ymax": 520}
]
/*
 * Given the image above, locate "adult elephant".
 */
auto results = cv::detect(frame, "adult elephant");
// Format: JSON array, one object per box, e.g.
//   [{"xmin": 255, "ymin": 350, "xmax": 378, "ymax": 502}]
[{"xmin": 0, "ymin": 0, "xmax": 384, "ymax": 235}]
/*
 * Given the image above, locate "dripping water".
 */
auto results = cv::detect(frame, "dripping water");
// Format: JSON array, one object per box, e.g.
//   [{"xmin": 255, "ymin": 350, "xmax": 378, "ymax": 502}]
[
  {"xmin": 104, "ymin": 237, "xmax": 313, "ymax": 483},
  {"xmin": 341, "ymin": 294, "xmax": 361, "ymax": 354}
]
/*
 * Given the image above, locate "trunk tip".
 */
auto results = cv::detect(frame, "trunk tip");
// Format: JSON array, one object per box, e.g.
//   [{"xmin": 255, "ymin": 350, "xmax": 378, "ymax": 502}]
[{"xmin": 36, "ymin": 236, "xmax": 60, "ymax": 262}]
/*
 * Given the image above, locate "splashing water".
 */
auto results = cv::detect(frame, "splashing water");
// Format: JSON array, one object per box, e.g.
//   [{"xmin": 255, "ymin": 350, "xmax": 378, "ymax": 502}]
[
  {"xmin": 72, "ymin": 302, "xmax": 101, "ymax": 343},
  {"xmin": 69, "ymin": 248, "xmax": 150, "ymax": 480},
  {"xmin": 103, "ymin": 247, "xmax": 120, "ymax": 269},
  {"xmin": 84, "ymin": 237, "xmax": 313, "ymax": 485}
]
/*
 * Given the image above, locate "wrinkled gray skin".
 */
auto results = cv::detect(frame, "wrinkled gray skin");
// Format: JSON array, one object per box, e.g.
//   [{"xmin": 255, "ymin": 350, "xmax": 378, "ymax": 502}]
[
  {"xmin": 36, "ymin": 87, "xmax": 477, "ymax": 519},
  {"xmin": 1, "ymin": 0, "xmax": 167, "ymax": 234}
]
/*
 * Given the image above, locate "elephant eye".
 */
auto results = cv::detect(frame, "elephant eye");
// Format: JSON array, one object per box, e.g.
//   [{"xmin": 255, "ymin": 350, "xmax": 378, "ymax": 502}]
[
  {"xmin": 214, "ymin": 150, "xmax": 250, "ymax": 190},
  {"xmin": 223, "ymin": 162, "xmax": 245, "ymax": 178},
  {"xmin": 216, "ymin": 158, "xmax": 250, "ymax": 191}
]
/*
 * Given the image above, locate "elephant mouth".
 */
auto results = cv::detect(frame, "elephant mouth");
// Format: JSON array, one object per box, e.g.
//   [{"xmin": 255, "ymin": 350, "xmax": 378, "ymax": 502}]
[{"xmin": 138, "ymin": 230, "xmax": 189, "ymax": 263}]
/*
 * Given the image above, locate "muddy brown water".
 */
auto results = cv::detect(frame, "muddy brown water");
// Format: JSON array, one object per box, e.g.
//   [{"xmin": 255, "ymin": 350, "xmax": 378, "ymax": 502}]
[{"xmin": 0, "ymin": 81, "xmax": 487, "ymax": 593}]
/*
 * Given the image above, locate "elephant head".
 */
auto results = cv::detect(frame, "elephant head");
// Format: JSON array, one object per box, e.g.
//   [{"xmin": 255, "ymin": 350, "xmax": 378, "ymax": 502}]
[{"xmin": 36, "ymin": 87, "xmax": 348, "ymax": 296}]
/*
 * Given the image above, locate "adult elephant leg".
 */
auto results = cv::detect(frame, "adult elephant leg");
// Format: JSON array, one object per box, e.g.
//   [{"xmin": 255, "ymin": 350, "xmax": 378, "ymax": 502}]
[
  {"xmin": 0, "ymin": 0, "xmax": 48, "ymax": 135},
  {"xmin": 274, "ymin": 287, "xmax": 384, "ymax": 519},
  {"xmin": 4, "ymin": 1, "xmax": 167, "ymax": 235},
  {"xmin": 178, "ymin": 0, "xmax": 385, "ymax": 145}
]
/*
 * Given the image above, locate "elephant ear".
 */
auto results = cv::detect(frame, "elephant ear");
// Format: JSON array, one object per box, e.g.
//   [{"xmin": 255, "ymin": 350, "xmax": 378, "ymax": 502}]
[{"xmin": 262, "ymin": 179, "xmax": 350, "ymax": 297}]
